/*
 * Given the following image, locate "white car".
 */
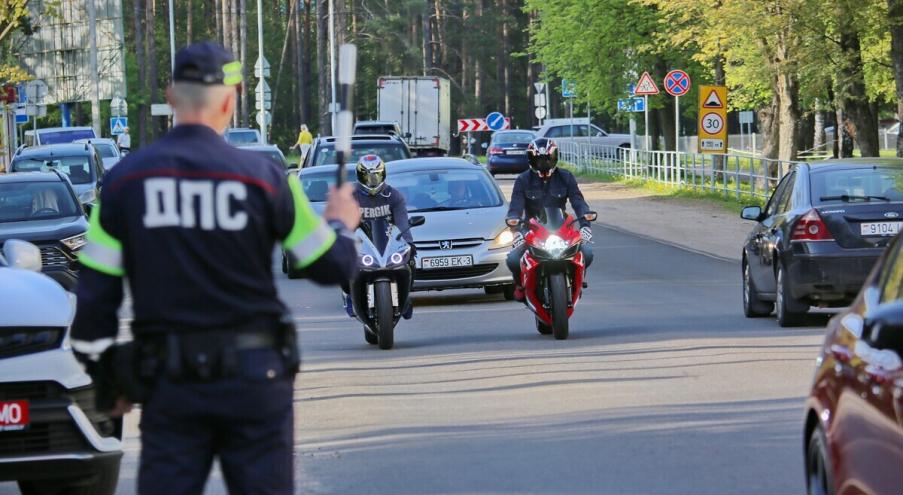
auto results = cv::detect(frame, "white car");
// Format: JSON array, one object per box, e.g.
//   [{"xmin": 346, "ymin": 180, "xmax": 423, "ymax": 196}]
[
  {"xmin": 535, "ymin": 118, "xmax": 635, "ymax": 149},
  {"xmin": 0, "ymin": 240, "xmax": 122, "ymax": 494},
  {"xmin": 73, "ymin": 138, "xmax": 122, "ymax": 170}
]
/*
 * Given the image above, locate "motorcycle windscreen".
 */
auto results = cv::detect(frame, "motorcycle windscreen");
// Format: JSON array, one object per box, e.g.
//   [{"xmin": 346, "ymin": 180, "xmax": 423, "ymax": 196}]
[{"xmin": 538, "ymin": 206, "xmax": 566, "ymax": 230}]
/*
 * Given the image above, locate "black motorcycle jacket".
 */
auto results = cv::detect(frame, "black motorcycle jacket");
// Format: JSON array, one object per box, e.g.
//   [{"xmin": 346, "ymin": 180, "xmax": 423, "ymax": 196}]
[
  {"xmin": 355, "ymin": 185, "xmax": 413, "ymax": 243},
  {"xmin": 507, "ymin": 168, "xmax": 592, "ymax": 228}
]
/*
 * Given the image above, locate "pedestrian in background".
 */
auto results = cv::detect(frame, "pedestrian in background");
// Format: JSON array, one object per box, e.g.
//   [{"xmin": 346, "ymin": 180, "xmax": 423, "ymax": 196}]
[
  {"xmin": 69, "ymin": 42, "xmax": 359, "ymax": 494},
  {"xmin": 117, "ymin": 126, "xmax": 131, "ymax": 154},
  {"xmin": 292, "ymin": 124, "xmax": 313, "ymax": 161}
]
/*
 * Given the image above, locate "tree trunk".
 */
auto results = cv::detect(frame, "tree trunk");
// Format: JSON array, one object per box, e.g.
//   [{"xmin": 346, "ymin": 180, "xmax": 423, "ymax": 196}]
[
  {"xmin": 146, "ymin": 0, "xmax": 160, "ymax": 138},
  {"xmin": 499, "ymin": 0, "xmax": 510, "ymax": 116},
  {"xmin": 813, "ymin": 107, "xmax": 826, "ymax": 151},
  {"xmin": 473, "ymin": 0, "xmax": 483, "ymax": 102},
  {"xmin": 421, "ymin": 1, "xmax": 432, "ymax": 75},
  {"xmin": 303, "ymin": 0, "xmax": 312, "ymax": 126},
  {"xmin": 799, "ymin": 112, "xmax": 814, "ymax": 153},
  {"xmin": 186, "ymin": 0, "xmax": 193, "ymax": 44},
  {"xmin": 214, "ymin": 0, "xmax": 222, "ymax": 45},
  {"xmin": 835, "ymin": 3, "xmax": 879, "ymax": 157},
  {"xmin": 758, "ymin": 92, "xmax": 779, "ymax": 160},
  {"xmin": 654, "ymin": 60, "xmax": 675, "ymax": 151},
  {"xmin": 239, "ymin": 0, "xmax": 248, "ymax": 127},
  {"xmin": 221, "ymin": 0, "xmax": 231, "ymax": 54},
  {"xmin": 316, "ymin": 0, "xmax": 331, "ymax": 134},
  {"xmin": 890, "ymin": 0, "xmax": 903, "ymax": 157},
  {"xmin": 134, "ymin": 0, "xmax": 147, "ymax": 146},
  {"xmin": 435, "ymin": 0, "xmax": 447, "ymax": 71}
]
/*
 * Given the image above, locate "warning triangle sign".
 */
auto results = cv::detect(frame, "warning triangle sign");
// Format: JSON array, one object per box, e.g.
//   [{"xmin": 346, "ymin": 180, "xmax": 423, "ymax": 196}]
[
  {"xmin": 112, "ymin": 120, "xmax": 125, "ymax": 134},
  {"xmin": 634, "ymin": 72, "xmax": 660, "ymax": 96},
  {"xmin": 703, "ymin": 89, "xmax": 724, "ymax": 108}
]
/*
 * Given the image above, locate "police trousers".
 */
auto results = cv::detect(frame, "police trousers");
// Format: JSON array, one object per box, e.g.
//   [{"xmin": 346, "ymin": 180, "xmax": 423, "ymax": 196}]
[{"xmin": 138, "ymin": 348, "xmax": 294, "ymax": 495}]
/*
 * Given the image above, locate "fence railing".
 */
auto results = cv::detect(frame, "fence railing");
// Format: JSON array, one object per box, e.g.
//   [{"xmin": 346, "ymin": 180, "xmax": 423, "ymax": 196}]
[{"xmin": 557, "ymin": 140, "xmax": 801, "ymax": 201}]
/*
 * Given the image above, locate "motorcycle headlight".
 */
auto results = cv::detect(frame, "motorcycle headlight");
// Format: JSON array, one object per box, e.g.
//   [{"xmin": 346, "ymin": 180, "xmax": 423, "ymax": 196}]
[
  {"xmin": 542, "ymin": 235, "xmax": 568, "ymax": 258},
  {"xmin": 61, "ymin": 233, "xmax": 87, "ymax": 251},
  {"xmin": 490, "ymin": 229, "xmax": 515, "ymax": 250},
  {"xmin": 390, "ymin": 252, "xmax": 404, "ymax": 265},
  {"xmin": 361, "ymin": 254, "xmax": 375, "ymax": 266}
]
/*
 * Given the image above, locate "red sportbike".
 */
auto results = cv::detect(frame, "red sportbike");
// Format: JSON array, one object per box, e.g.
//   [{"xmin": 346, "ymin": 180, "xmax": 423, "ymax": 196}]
[{"xmin": 508, "ymin": 208, "xmax": 597, "ymax": 340}]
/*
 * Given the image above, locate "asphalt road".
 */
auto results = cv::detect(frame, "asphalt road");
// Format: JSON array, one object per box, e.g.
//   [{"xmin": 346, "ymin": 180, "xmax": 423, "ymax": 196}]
[{"xmin": 2, "ymin": 208, "xmax": 828, "ymax": 495}]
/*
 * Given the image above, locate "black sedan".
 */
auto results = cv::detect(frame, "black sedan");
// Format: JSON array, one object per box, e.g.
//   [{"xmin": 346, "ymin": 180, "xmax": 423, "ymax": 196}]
[
  {"xmin": 487, "ymin": 130, "xmax": 535, "ymax": 175},
  {"xmin": 0, "ymin": 172, "xmax": 89, "ymax": 290},
  {"xmin": 741, "ymin": 158, "xmax": 903, "ymax": 326}
]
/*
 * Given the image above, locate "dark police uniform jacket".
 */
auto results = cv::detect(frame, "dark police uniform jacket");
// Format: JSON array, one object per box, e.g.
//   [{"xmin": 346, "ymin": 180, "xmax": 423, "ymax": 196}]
[
  {"xmin": 507, "ymin": 168, "xmax": 592, "ymax": 228},
  {"xmin": 70, "ymin": 125, "xmax": 356, "ymax": 351},
  {"xmin": 354, "ymin": 185, "xmax": 412, "ymax": 243}
]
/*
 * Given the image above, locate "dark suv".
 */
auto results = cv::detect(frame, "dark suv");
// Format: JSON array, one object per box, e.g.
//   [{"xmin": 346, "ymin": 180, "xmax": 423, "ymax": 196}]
[
  {"xmin": 0, "ymin": 172, "xmax": 89, "ymax": 290},
  {"xmin": 10, "ymin": 144, "xmax": 105, "ymax": 205},
  {"xmin": 301, "ymin": 134, "xmax": 411, "ymax": 168}
]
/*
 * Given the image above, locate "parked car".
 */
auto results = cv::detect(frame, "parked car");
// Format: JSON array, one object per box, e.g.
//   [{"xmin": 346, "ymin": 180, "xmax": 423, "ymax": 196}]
[
  {"xmin": 301, "ymin": 134, "xmax": 411, "ymax": 168},
  {"xmin": 486, "ymin": 130, "xmax": 535, "ymax": 175},
  {"xmin": 354, "ymin": 120, "xmax": 402, "ymax": 136},
  {"xmin": 9, "ymin": 144, "xmax": 105, "ymax": 205},
  {"xmin": 0, "ymin": 172, "xmax": 89, "ymax": 291},
  {"xmin": 23, "ymin": 127, "xmax": 97, "ymax": 147},
  {"xmin": 224, "ymin": 127, "xmax": 262, "ymax": 146},
  {"xmin": 803, "ymin": 232, "xmax": 903, "ymax": 495},
  {"xmin": 0, "ymin": 240, "xmax": 122, "ymax": 495},
  {"xmin": 534, "ymin": 118, "xmax": 633, "ymax": 149},
  {"xmin": 741, "ymin": 158, "xmax": 903, "ymax": 326},
  {"xmin": 291, "ymin": 159, "xmax": 515, "ymax": 296},
  {"xmin": 239, "ymin": 144, "xmax": 289, "ymax": 169},
  {"xmin": 73, "ymin": 138, "xmax": 122, "ymax": 170}
]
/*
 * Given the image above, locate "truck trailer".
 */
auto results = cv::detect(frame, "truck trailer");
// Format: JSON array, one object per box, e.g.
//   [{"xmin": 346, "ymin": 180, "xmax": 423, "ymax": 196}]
[{"xmin": 377, "ymin": 76, "xmax": 451, "ymax": 156}]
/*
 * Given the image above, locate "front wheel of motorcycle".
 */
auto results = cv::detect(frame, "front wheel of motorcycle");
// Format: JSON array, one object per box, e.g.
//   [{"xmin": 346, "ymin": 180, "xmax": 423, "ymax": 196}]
[
  {"xmin": 535, "ymin": 316, "xmax": 552, "ymax": 335},
  {"xmin": 549, "ymin": 273, "xmax": 570, "ymax": 340},
  {"xmin": 374, "ymin": 281, "xmax": 395, "ymax": 350}
]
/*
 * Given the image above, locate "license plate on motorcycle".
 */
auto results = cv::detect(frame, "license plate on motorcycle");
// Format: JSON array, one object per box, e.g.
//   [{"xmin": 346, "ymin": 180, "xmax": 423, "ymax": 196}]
[
  {"xmin": 860, "ymin": 221, "xmax": 902, "ymax": 236},
  {"xmin": 0, "ymin": 400, "xmax": 29, "ymax": 432},
  {"xmin": 421, "ymin": 255, "xmax": 474, "ymax": 269}
]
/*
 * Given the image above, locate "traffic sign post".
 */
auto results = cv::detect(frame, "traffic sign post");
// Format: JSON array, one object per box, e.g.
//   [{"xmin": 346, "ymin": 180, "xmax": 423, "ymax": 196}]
[
  {"xmin": 634, "ymin": 72, "xmax": 659, "ymax": 150},
  {"xmin": 617, "ymin": 97, "xmax": 645, "ymax": 113},
  {"xmin": 110, "ymin": 117, "xmax": 128, "ymax": 135},
  {"xmin": 533, "ymin": 82, "xmax": 547, "ymax": 125},
  {"xmin": 739, "ymin": 110, "xmax": 754, "ymax": 152},
  {"xmin": 664, "ymin": 70, "xmax": 690, "ymax": 152},
  {"xmin": 485, "ymin": 112, "xmax": 506, "ymax": 131},
  {"xmin": 457, "ymin": 117, "xmax": 510, "ymax": 133},
  {"xmin": 698, "ymin": 85, "xmax": 728, "ymax": 154}
]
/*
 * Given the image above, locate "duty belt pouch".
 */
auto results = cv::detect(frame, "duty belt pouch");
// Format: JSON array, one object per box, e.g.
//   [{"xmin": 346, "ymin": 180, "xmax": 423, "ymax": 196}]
[
  {"xmin": 169, "ymin": 332, "xmax": 240, "ymax": 382},
  {"xmin": 278, "ymin": 314, "xmax": 301, "ymax": 375}
]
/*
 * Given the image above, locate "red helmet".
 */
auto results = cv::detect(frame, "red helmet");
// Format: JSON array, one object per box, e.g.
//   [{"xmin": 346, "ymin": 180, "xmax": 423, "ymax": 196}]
[{"xmin": 527, "ymin": 138, "xmax": 559, "ymax": 179}]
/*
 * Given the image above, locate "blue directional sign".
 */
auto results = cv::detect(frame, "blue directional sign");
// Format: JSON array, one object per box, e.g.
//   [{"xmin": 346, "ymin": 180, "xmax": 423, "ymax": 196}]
[
  {"xmin": 562, "ymin": 79, "xmax": 577, "ymax": 98},
  {"xmin": 617, "ymin": 97, "xmax": 645, "ymax": 113},
  {"xmin": 485, "ymin": 112, "xmax": 506, "ymax": 131},
  {"xmin": 14, "ymin": 104, "xmax": 27, "ymax": 124},
  {"xmin": 110, "ymin": 117, "xmax": 128, "ymax": 135}
]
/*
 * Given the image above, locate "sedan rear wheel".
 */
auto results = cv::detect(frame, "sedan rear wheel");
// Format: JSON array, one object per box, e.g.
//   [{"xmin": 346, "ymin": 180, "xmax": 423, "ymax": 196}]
[
  {"xmin": 743, "ymin": 260, "xmax": 773, "ymax": 317},
  {"xmin": 776, "ymin": 265, "xmax": 807, "ymax": 327},
  {"xmin": 805, "ymin": 426, "xmax": 835, "ymax": 495}
]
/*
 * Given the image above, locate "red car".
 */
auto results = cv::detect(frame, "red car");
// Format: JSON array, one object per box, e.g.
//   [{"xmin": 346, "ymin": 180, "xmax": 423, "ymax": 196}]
[{"xmin": 804, "ymin": 234, "xmax": 903, "ymax": 495}]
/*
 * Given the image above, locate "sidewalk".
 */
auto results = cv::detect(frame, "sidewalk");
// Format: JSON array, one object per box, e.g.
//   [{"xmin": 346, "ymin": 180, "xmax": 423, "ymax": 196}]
[{"xmin": 499, "ymin": 179, "xmax": 750, "ymax": 262}]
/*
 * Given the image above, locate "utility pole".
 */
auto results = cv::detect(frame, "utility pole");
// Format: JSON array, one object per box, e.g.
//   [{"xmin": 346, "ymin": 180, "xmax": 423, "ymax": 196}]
[
  {"xmin": 257, "ymin": 0, "xmax": 267, "ymax": 143},
  {"xmin": 328, "ymin": 0, "xmax": 337, "ymax": 133},
  {"xmin": 86, "ymin": 0, "xmax": 101, "ymax": 137}
]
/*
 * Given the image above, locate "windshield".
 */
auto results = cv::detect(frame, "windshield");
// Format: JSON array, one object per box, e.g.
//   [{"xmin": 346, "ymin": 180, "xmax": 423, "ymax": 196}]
[
  {"xmin": 811, "ymin": 167, "xmax": 903, "ymax": 204},
  {"xmin": 300, "ymin": 169, "xmax": 358, "ymax": 202},
  {"xmin": 0, "ymin": 181, "xmax": 80, "ymax": 223},
  {"xmin": 226, "ymin": 131, "xmax": 260, "ymax": 145},
  {"xmin": 12, "ymin": 156, "xmax": 95, "ymax": 184},
  {"xmin": 93, "ymin": 143, "xmax": 118, "ymax": 158},
  {"xmin": 492, "ymin": 132, "xmax": 534, "ymax": 145},
  {"xmin": 39, "ymin": 129, "xmax": 95, "ymax": 144},
  {"xmin": 312, "ymin": 142, "xmax": 410, "ymax": 167},
  {"xmin": 391, "ymin": 168, "xmax": 503, "ymax": 212}
]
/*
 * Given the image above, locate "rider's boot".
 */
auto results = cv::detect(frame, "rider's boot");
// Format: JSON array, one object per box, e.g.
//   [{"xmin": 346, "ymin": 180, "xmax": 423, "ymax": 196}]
[{"xmin": 513, "ymin": 284, "xmax": 525, "ymax": 302}]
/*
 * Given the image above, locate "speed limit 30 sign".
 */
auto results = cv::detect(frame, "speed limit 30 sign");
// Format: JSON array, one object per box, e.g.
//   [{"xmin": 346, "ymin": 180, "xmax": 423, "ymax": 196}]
[{"xmin": 698, "ymin": 85, "xmax": 728, "ymax": 153}]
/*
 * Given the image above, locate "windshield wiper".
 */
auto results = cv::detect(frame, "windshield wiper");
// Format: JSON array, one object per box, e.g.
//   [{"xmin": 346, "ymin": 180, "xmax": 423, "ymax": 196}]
[
  {"xmin": 412, "ymin": 206, "xmax": 460, "ymax": 212},
  {"xmin": 819, "ymin": 194, "xmax": 891, "ymax": 202}
]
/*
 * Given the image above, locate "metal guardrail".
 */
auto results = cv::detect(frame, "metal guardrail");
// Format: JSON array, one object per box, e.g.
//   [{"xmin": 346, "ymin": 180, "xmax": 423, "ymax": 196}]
[{"xmin": 557, "ymin": 141, "xmax": 801, "ymax": 201}]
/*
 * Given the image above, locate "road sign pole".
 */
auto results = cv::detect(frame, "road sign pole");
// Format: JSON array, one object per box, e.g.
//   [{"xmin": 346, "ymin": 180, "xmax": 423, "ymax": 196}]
[
  {"xmin": 644, "ymin": 96, "xmax": 649, "ymax": 150},
  {"xmin": 674, "ymin": 95, "xmax": 679, "ymax": 152}
]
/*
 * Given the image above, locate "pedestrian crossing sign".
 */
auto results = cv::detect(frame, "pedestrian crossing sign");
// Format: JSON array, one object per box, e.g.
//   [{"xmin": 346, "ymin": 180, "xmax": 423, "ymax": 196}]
[{"xmin": 110, "ymin": 117, "xmax": 128, "ymax": 136}]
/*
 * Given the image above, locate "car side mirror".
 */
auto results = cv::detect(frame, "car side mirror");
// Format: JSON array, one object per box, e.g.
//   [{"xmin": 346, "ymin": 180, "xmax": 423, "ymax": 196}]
[
  {"xmin": 584, "ymin": 211, "xmax": 598, "ymax": 222},
  {"xmin": 409, "ymin": 216, "xmax": 426, "ymax": 227},
  {"xmin": 595, "ymin": 132, "xmax": 603, "ymax": 137},
  {"xmin": 741, "ymin": 206, "xmax": 763, "ymax": 221},
  {"xmin": 3, "ymin": 240, "xmax": 42, "ymax": 272},
  {"xmin": 863, "ymin": 302, "xmax": 903, "ymax": 357}
]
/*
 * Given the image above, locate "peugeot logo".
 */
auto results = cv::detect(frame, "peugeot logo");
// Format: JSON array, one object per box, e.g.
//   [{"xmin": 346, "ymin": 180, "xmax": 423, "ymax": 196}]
[
  {"xmin": 439, "ymin": 240, "xmax": 453, "ymax": 250},
  {"xmin": 886, "ymin": 212, "xmax": 900, "ymax": 218}
]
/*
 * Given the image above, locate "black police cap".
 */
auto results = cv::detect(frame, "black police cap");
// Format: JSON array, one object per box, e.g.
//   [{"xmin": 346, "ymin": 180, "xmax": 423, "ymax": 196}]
[{"xmin": 173, "ymin": 42, "xmax": 243, "ymax": 86}]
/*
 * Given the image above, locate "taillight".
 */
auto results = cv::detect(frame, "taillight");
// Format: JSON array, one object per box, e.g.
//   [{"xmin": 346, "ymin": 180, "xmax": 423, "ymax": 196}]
[
  {"xmin": 792, "ymin": 209, "xmax": 834, "ymax": 241},
  {"xmin": 489, "ymin": 146, "xmax": 503, "ymax": 155}
]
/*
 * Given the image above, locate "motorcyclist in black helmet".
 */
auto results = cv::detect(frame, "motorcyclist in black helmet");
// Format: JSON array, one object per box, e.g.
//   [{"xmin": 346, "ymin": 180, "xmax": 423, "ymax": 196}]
[
  {"xmin": 342, "ymin": 154, "xmax": 415, "ymax": 317},
  {"xmin": 505, "ymin": 137, "xmax": 594, "ymax": 301}
]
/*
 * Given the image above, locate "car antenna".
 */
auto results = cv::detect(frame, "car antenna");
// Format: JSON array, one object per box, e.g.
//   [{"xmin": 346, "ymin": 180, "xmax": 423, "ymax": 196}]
[{"xmin": 334, "ymin": 43, "xmax": 357, "ymax": 187}]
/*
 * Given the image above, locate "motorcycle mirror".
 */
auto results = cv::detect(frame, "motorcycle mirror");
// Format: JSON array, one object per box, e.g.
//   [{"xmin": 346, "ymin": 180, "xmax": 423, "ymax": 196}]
[
  {"xmin": 506, "ymin": 218, "xmax": 521, "ymax": 227},
  {"xmin": 584, "ymin": 211, "xmax": 598, "ymax": 222},
  {"xmin": 409, "ymin": 216, "xmax": 426, "ymax": 227}
]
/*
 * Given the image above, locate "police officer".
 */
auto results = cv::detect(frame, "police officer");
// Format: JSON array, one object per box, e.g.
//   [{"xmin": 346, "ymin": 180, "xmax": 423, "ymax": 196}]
[
  {"xmin": 69, "ymin": 42, "xmax": 360, "ymax": 494},
  {"xmin": 506, "ymin": 137, "xmax": 594, "ymax": 301}
]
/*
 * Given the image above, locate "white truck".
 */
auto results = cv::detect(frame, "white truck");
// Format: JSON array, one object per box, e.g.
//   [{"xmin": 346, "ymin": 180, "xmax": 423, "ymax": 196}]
[{"xmin": 377, "ymin": 76, "xmax": 451, "ymax": 156}]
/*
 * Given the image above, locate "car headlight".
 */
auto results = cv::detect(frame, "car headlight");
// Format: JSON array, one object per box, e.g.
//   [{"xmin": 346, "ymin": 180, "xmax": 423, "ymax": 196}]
[
  {"xmin": 78, "ymin": 190, "xmax": 96, "ymax": 204},
  {"xmin": 61, "ymin": 233, "xmax": 87, "ymax": 251},
  {"xmin": 490, "ymin": 229, "xmax": 515, "ymax": 250},
  {"xmin": 542, "ymin": 235, "xmax": 569, "ymax": 258}
]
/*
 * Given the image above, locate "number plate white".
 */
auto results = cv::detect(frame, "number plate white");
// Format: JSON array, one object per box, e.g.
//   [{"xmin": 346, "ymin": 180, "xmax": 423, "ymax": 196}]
[
  {"xmin": 421, "ymin": 255, "xmax": 474, "ymax": 269},
  {"xmin": 506, "ymin": 150, "xmax": 526, "ymax": 155},
  {"xmin": 860, "ymin": 222, "xmax": 902, "ymax": 236}
]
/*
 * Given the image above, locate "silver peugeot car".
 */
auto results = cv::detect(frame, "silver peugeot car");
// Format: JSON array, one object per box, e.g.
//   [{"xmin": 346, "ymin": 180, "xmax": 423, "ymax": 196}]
[{"xmin": 292, "ymin": 158, "xmax": 516, "ymax": 298}]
